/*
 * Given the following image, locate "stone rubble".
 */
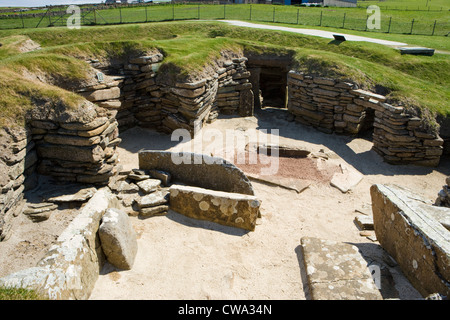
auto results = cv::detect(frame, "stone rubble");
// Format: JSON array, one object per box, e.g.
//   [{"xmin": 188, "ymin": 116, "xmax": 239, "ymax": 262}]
[
  {"xmin": 108, "ymin": 167, "xmax": 171, "ymax": 218},
  {"xmin": 436, "ymin": 176, "xmax": 450, "ymax": 208}
]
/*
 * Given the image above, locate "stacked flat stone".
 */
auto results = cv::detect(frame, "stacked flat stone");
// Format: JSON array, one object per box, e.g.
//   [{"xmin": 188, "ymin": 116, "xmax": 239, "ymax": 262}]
[
  {"xmin": 287, "ymin": 70, "xmax": 444, "ymax": 166},
  {"xmin": 216, "ymin": 57, "xmax": 253, "ymax": 117},
  {"xmin": 0, "ymin": 127, "xmax": 38, "ymax": 241},
  {"xmin": 34, "ymin": 109, "xmax": 120, "ymax": 185},
  {"xmin": 124, "ymin": 54, "xmax": 164, "ymax": 130},
  {"xmin": 160, "ymin": 77, "xmax": 218, "ymax": 135},
  {"xmin": 81, "ymin": 52, "xmax": 254, "ymax": 137},
  {"xmin": 108, "ymin": 168, "xmax": 170, "ymax": 218},
  {"xmin": 436, "ymin": 176, "xmax": 450, "ymax": 208},
  {"xmin": 86, "ymin": 53, "xmax": 164, "ymax": 132}
]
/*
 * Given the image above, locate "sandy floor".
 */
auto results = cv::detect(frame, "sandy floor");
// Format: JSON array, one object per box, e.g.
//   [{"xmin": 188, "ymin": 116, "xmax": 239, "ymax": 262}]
[{"xmin": 88, "ymin": 108, "xmax": 449, "ymax": 300}]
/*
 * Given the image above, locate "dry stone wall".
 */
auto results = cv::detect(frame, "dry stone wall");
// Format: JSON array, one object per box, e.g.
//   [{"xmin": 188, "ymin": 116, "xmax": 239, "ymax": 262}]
[
  {"xmin": 0, "ymin": 127, "xmax": 38, "ymax": 241},
  {"xmin": 85, "ymin": 52, "xmax": 254, "ymax": 137},
  {"xmin": 287, "ymin": 70, "xmax": 444, "ymax": 166},
  {"xmin": 33, "ymin": 107, "xmax": 120, "ymax": 185}
]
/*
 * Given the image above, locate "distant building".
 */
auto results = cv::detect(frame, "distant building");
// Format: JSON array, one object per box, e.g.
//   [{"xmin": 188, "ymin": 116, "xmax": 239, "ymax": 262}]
[
  {"xmin": 299, "ymin": 0, "xmax": 357, "ymax": 7},
  {"xmin": 105, "ymin": 0, "xmax": 128, "ymax": 3}
]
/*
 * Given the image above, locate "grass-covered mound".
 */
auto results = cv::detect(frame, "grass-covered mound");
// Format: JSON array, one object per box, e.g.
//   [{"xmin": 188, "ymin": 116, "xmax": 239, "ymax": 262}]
[{"xmin": 0, "ymin": 21, "xmax": 448, "ymax": 130}]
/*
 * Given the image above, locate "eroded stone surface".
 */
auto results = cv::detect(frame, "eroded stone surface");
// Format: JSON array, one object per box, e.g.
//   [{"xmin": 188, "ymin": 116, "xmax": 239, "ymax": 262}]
[
  {"xmin": 371, "ymin": 184, "xmax": 450, "ymax": 298},
  {"xmin": 139, "ymin": 150, "xmax": 254, "ymax": 195},
  {"xmin": 0, "ymin": 188, "xmax": 118, "ymax": 300},
  {"xmin": 169, "ymin": 184, "xmax": 260, "ymax": 231},
  {"xmin": 99, "ymin": 208, "xmax": 137, "ymax": 270},
  {"xmin": 300, "ymin": 236, "xmax": 383, "ymax": 300}
]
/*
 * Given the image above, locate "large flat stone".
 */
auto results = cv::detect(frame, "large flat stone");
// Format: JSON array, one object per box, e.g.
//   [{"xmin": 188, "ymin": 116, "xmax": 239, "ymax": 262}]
[
  {"xmin": 169, "ymin": 184, "xmax": 261, "ymax": 231},
  {"xmin": 300, "ymin": 237, "xmax": 383, "ymax": 300},
  {"xmin": 330, "ymin": 164, "xmax": 363, "ymax": 193},
  {"xmin": 139, "ymin": 150, "xmax": 254, "ymax": 195}
]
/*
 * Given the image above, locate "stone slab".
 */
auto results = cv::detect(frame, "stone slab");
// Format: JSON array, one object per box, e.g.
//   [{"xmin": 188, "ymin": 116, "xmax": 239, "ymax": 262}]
[
  {"xmin": 0, "ymin": 188, "xmax": 119, "ymax": 300},
  {"xmin": 169, "ymin": 184, "xmax": 261, "ymax": 231},
  {"xmin": 371, "ymin": 184, "xmax": 450, "ymax": 297},
  {"xmin": 139, "ymin": 150, "xmax": 254, "ymax": 195},
  {"xmin": 355, "ymin": 214, "xmax": 374, "ymax": 230},
  {"xmin": 330, "ymin": 164, "xmax": 363, "ymax": 193},
  {"xmin": 99, "ymin": 208, "xmax": 137, "ymax": 270},
  {"xmin": 300, "ymin": 237, "xmax": 383, "ymax": 300}
]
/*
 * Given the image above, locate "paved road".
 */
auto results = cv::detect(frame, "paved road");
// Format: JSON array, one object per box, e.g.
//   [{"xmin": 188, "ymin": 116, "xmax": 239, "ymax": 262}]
[{"xmin": 220, "ymin": 20, "xmax": 408, "ymax": 47}]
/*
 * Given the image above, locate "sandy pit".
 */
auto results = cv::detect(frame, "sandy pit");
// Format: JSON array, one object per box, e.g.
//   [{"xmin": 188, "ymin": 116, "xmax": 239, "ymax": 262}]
[
  {"xmin": 1, "ymin": 107, "xmax": 448, "ymax": 300},
  {"xmin": 89, "ymin": 108, "xmax": 449, "ymax": 300}
]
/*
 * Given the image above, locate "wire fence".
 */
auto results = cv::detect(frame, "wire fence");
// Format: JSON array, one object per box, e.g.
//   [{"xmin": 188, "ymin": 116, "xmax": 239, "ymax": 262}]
[{"xmin": 0, "ymin": 4, "xmax": 448, "ymax": 37}]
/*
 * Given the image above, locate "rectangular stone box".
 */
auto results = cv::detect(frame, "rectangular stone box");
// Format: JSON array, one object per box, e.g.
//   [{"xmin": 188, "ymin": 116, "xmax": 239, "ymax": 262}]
[{"xmin": 169, "ymin": 185, "xmax": 261, "ymax": 231}]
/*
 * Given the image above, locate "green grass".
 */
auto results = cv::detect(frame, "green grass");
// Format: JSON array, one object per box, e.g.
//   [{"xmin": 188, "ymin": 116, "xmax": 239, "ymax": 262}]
[
  {"xmin": 0, "ymin": 3, "xmax": 448, "ymax": 37},
  {"xmin": 358, "ymin": 0, "xmax": 450, "ymax": 11},
  {"xmin": 0, "ymin": 20, "xmax": 448, "ymax": 129},
  {"xmin": 0, "ymin": 286, "xmax": 46, "ymax": 300}
]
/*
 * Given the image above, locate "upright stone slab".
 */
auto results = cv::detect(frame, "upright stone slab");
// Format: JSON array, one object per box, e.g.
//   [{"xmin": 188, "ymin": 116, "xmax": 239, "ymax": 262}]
[
  {"xmin": 0, "ymin": 188, "xmax": 118, "ymax": 300},
  {"xmin": 300, "ymin": 237, "xmax": 383, "ymax": 300},
  {"xmin": 169, "ymin": 184, "xmax": 261, "ymax": 231},
  {"xmin": 139, "ymin": 150, "xmax": 254, "ymax": 195},
  {"xmin": 99, "ymin": 208, "xmax": 137, "ymax": 270},
  {"xmin": 371, "ymin": 184, "xmax": 450, "ymax": 297}
]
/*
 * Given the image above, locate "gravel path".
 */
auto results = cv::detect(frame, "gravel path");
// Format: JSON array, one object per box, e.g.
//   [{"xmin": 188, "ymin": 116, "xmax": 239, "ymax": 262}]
[{"xmin": 220, "ymin": 20, "xmax": 408, "ymax": 47}]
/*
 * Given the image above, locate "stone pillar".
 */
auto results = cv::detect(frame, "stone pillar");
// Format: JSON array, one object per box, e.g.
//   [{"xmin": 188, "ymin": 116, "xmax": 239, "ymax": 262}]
[{"xmin": 248, "ymin": 67, "xmax": 261, "ymax": 110}]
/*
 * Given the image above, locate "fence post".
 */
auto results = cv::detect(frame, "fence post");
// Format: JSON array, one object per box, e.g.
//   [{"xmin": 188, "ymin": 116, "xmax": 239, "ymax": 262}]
[
  {"xmin": 120, "ymin": 7, "xmax": 122, "ymax": 23},
  {"xmin": 387, "ymin": 16, "xmax": 392, "ymax": 33},
  {"xmin": 20, "ymin": 12, "xmax": 25, "ymax": 28},
  {"xmin": 198, "ymin": 4, "xmax": 200, "ymax": 20},
  {"xmin": 342, "ymin": 13, "xmax": 346, "ymax": 28},
  {"xmin": 431, "ymin": 19, "xmax": 436, "ymax": 36},
  {"xmin": 364, "ymin": 14, "xmax": 368, "ymax": 31},
  {"xmin": 145, "ymin": 6, "xmax": 148, "ymax": 22},
  {"xmin": 224, "ymin": 4, "xmax": 226, "ymax": 20},
  {"xmin": 273, "ymin": 7, "xmax": 275, "ymax": 23},
  {"xmin": 250, "ymin": 5, "xmax": 252, "ymax": 21},
  {"xmin": 410, "ymin": 18, "xmax": 414, "ymax": 34},
  {"xmin": 48, "ymin": 8, "xmax": 52, "ymax": 26},
  {"xmin": 172, "ymin": 3, "xmax": 175, "ymax": 21},
  {"xmin": 94, "ymin": 9, "xmax": 97, "ymax": 25},
  {"xmin": 319, "ymin": 10, "xmax": 322, "ymax": 26},
  {"xmin": 297, "ymin": 8, "xmax": 299, "ymax": 24}
]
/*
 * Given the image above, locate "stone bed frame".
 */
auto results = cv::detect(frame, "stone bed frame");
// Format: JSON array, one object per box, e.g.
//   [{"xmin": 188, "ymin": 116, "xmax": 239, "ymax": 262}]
[{"xmin": 0, "ymin": 49, "xmax": 448, "ymax": 299}]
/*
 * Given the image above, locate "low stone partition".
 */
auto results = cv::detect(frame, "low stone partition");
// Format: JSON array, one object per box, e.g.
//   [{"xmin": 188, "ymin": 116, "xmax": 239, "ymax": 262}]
[
  {"xmin": 169, "ymin": 184, "xmax": 261, "ymax": 231},
  {"xmin": 0, "ymin": 127, "xmax": 38, "ymax": 241},
  {"xmin": 0, "ymin": 188, "xmax": 120, "ymax": 299},
  {"xmin": 371, "ymin": 184, "xmax": 450, "ymax": 297},
  {"xmin": 287, "ymin": 71, "xmax": 444, "ymax": 166},
  {"xmin": 138, "ymin": 150, "xmax": 255, "ymax": 196}
]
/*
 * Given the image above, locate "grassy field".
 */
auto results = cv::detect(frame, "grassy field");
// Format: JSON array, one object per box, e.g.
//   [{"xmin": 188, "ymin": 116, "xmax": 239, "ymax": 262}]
[
  {"xmin": 0, "ymin": 20, "xmax": 448, "ymax": 130},
  {"xmin": 0, "ymin": 3, "xmax": 448, "ymax": 36},
  {"xmin": 358, "ymin": 0, "xmax": 450, "ymax": 11}
]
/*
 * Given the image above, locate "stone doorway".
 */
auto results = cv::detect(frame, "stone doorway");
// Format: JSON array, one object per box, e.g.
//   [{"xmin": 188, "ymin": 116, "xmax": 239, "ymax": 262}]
[{"xmin": 246, "ymin": 53, "xmax": 293, "ymax": 111}]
